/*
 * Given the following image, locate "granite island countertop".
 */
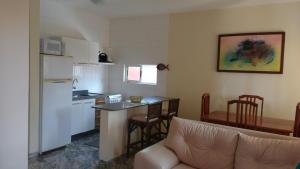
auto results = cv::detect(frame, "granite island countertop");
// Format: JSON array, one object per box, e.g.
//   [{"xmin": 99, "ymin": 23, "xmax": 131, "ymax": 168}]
[{"xmin": 93, "ymin": 96, "xmax": 172, "ymax": 111}]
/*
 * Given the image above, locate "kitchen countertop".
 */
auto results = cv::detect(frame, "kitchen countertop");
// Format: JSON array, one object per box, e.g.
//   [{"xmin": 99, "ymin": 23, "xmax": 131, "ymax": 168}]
[
  {"xmin": 93, "ymin": 96, "xmax": 172, "ymax": 111},
  {"xmin": 72, "ymin": 94, "xmax": 105, "ymax": 101},
  {"xmin": 72, "ymin": 90, "xmax": 117, "ymax": 101}
]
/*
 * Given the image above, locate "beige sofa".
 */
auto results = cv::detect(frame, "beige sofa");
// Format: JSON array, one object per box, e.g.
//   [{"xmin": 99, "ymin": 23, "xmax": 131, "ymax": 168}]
[{"xmin": 134, "ymin": 117, "xmax": 300, "ymax": 169}]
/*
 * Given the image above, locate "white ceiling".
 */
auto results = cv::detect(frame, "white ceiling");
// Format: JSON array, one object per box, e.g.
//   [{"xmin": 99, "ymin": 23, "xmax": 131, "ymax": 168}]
[{"xmin": 50, "ymin": 0, "xmax": 300, "ymax": 18}]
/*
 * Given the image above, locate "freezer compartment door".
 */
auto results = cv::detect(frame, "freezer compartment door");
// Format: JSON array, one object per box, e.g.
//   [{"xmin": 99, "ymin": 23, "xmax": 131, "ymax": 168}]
[
  {"xmin": 43, "ymin": 55, "xmax": 73, "ymax": 79},
  {"xmin": 41, "ymin": 80, "xmax": 72, "ymax": 153}
]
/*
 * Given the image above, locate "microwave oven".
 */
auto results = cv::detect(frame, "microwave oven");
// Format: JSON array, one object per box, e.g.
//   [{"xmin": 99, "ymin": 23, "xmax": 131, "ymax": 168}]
[{"xmin": 40, "ymin": 38, "xmax": 62, "ymax": 56}]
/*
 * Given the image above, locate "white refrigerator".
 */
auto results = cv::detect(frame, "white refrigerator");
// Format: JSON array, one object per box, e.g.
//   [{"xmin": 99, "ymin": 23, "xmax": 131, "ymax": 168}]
[{"xmin": 40, "ymin": 54, "xmax": 73, "ymax": 153}]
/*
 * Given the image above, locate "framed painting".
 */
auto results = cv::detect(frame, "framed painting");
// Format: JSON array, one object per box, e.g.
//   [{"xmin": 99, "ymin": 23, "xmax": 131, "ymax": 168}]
[{"xmin": 217, "ymin": 32, "xmax": 285, "ymax": 74}]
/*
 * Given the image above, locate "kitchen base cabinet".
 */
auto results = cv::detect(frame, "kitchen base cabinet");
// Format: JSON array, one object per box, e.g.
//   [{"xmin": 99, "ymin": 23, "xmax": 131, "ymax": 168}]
[
  {"xmin": 71, "ymin": 101, "xmax": 83, "ymax": 135},
  {"xmin": 82, "ymin": 100, "xmax": 96, "ymax": 132},
  {"xmin": 71, "ymin": 99, "xmax": 96, "ymax": 135}
]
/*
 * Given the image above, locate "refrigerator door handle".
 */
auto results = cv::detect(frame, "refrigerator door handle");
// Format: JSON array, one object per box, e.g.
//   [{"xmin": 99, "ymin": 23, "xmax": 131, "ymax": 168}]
[
  {"xmin": 44, "ymin": 79, "xmax": 72, "ymax": 84},
  {"xmin": 52, "ymin": 81, "xmax": 68, "ymax": 84}
]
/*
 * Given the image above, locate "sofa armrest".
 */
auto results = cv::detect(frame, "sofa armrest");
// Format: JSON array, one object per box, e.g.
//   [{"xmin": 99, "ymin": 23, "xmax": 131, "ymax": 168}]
[{"xmin": 134, "ymin": 141, "xmax": 179, "ymax": 169}]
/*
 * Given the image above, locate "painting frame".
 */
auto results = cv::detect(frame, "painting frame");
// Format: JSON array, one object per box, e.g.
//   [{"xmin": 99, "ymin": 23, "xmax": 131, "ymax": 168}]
[{"xmin": 217, "ymin": 32, "xmax": 285, "ymax": 74}]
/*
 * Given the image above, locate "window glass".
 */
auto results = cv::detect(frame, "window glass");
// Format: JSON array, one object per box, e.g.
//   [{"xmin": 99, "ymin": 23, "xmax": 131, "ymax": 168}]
[
  {"xmin": 127, "ymin": 66, "xmax": 141, "ymax": 81},
  {"xmin": 125, "ymin": 65, "xmax": 157, "ymax": 85},
  {"xmin": 141, "ymin": 65, "xmax": 157, "ymax": 84}
]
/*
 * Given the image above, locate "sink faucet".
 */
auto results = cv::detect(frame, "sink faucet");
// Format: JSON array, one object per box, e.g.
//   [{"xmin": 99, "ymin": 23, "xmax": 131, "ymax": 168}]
[{"xmin": 72, "ymin": 78, "xmax": 78, "ymax": 90}]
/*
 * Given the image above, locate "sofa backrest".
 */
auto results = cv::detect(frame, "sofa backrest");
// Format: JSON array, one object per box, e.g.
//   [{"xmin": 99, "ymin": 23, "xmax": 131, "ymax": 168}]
[
  {"xmin": 235, "ymin": 133, "xmax": 300, "ymax": 169},
  {"xmin": 200, "ymin": 120, "xmax": 298, "ymax": 141},
  {"xmin": 165, "ymin": 117, "xmax": 239, "ymax": 169},
  {"xmin": 165, "ymin": 117, "xmax": 300, "ymax": 169}
]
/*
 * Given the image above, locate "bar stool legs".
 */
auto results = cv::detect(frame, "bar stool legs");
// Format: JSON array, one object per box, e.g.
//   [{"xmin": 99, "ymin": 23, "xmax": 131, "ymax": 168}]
[
  {"xmin": 127, "ymin": 121, "xmax": 163, "ymax": 156},
  {"xmin": 127, "ymin": 102, "xmax": 164, "ymax": 156},
  {"xmin": 141, "ymin": 126, "xmax": 145, "ymax": 149}
]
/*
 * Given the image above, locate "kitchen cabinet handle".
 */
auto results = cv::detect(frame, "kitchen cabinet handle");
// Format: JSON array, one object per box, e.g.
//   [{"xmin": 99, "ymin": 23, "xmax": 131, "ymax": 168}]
[{"xmin": 72, "ymin": 103, "xmax": 81, "ymax": 105}]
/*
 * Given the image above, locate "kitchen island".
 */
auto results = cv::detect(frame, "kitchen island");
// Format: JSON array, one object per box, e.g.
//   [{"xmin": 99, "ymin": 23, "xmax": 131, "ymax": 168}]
[{"xmin": 93, "ymin": 96, "xmax": 171, "ymax": 161}]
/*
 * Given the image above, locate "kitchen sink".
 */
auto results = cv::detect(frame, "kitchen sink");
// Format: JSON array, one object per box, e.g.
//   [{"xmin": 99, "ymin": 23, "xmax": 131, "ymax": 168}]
[{"xmin": 80, "ymin": 93, "xmax": 104, "ymax": 97}]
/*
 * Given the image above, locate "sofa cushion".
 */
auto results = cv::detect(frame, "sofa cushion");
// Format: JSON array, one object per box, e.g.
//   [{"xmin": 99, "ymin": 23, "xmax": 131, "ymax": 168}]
[
  {"xmin": 172, "ymin": 164, "xmax": 196, "ymax": 169},
  {"xmin": 235, "ymin": 133, "xmax": 300, "ymax": 169},
  {"xmin": 165, "ymin": 117, "xmax": 239, "ymax": 169},
  {"xmin": 134, "ymin": 141, "xmax": 179, "ymax": 169}
]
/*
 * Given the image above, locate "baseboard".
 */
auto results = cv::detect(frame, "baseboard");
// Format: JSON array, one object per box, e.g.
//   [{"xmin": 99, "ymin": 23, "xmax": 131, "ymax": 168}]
[{"xmin": 71, "ymin": 129, "xmax": 99, "ymax": 141}]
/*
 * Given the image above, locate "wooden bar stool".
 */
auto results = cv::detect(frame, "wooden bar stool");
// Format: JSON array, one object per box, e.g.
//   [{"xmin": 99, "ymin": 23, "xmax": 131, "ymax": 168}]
[
  {"xmin": 127, "ymin": 102, "xmax": 162, "ymax": 156},
  {"xmin": 161, "ymin": 98, "xmax": 180, "ymax": 134}
]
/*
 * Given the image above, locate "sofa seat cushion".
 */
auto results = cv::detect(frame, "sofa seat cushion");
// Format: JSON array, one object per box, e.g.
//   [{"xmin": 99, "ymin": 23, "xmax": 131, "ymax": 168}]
[
  {"xmin": 134, "ymin": 141, "xmax": 180, "ymax": 169},
  {"xmin": 172, "ymin": 164, "xmax": 196, "ymax": 169},
  {"xmin": 165, "ymin": 117, "xmax": 239, "ymax": 169},
  {"xmin": 235, "ymin": 134, "xmax": 300, "ymax": 169}
]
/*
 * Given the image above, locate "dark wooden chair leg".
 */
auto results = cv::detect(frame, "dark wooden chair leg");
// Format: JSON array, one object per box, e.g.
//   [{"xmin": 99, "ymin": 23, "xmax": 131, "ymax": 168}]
[
  {"xmin": 127, "ymin": 122, "xmax": 131, "ymax": 157},
  {"xmin": 146, "ymin": 125, "xmax": 152, "ymax": 146},
  {"xmin": 158, "ymin": 122, "xmax": 162, "ymax": 139},
  {"xmin": 162, "ymin": 120, "xmax": 167, "ymax": 133},
  {"xmin": 167, "ymin": 118, "xmax": 170, "ymax": 132},
  {"xmin": 140, "ymin": 126, "xmax": 145, "ymax": 149}
]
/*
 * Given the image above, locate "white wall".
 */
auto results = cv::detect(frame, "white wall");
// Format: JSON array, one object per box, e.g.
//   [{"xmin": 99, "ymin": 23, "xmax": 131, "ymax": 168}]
[
  {"xmin": 109, "ymin": 15, "xmax": 169, "ymax": 97},
  {"xmin": 0, "ymin": 0, "xmax": 30, "ymax": 168},
  {"xmin": 28, "ymin": 0, "xmax": 111, "ymax": 154},
  {"xmin": 40, "ymin": 0, "xmax": 110, "ymax": 93},
  {"xmin": 167, "ymin": 2, "xmax": 300, "ymax": 120},
  {"xmin": 40, "ymin": 0, "xmax": 109, "ymax": 47}
]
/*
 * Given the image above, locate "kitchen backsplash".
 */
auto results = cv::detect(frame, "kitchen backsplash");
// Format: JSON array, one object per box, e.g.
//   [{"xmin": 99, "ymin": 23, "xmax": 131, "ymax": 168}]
[{"xmin": 73, "ymin": 64, "xmax": 108, "ymax": 93}]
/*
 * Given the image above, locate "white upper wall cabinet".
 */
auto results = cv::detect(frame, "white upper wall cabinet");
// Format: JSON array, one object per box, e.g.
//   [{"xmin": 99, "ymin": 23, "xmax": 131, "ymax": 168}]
[
  {"xmin": 63, "ymin": 37, "xmax": 90, "ymax": 63},
  {"xmin": 63, "ymin": 37, "xmax": 99, "ymax": 64}
]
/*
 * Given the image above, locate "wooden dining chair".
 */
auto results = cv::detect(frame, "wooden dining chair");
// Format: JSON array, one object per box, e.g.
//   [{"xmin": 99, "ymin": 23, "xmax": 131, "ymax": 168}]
[
  {"xmin": 227, "ymin": 100, "xmax": 258, "ymax": 129},
  {"xmin": 239, "ymin": 95, "xmax": 264, "ymax": 118},
  {"xmin": 201, "ymin": 93, "xmax": 210, "ymax": 121},
  {"xmin": 293, "ymin": 103, "xmax": 300, "ymax": 137}
]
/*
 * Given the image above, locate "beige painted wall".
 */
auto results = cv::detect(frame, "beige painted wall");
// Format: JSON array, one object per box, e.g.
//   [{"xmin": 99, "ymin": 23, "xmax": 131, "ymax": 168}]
[
  {"xmin": 29, "ymin": 0, "xmax": 40, "ymax": 154},
  {"xmin": 167, "ymin": 2, "xmax": 300, "ymax": 120}
]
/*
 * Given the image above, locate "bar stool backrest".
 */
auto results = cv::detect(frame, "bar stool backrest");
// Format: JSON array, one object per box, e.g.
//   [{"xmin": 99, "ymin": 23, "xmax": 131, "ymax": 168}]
[
  {"xmin": 168, "ymin": 98, "xmax": 180, "ymax": 117},
  {"xmin": 147, "ymin": 102, "xmax": 163, "ymax": 122}
]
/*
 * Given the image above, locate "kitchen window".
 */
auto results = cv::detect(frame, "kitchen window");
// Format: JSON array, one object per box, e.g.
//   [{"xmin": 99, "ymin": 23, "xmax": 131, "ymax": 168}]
[{"xmin": 125, "ymin": 65, "xmax": 157, "ymax": 85}]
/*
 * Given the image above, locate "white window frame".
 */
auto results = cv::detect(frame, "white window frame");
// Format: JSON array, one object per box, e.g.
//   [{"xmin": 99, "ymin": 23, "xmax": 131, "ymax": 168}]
[{"xmin": 124, "ymin": 64, "xmax": 157, "ymax": 85}]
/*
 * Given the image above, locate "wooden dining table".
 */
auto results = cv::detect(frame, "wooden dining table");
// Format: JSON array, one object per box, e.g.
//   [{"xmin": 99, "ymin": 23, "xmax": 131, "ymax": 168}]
[{"xmin": 203, "ymin": 111, "xmax": 295, "ymax": 136}]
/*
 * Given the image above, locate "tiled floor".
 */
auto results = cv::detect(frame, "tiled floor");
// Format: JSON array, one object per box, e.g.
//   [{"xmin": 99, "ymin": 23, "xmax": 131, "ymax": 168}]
[{"xmin": 29, "ymin": 133, "xmax": 134, "ymax": 169}]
